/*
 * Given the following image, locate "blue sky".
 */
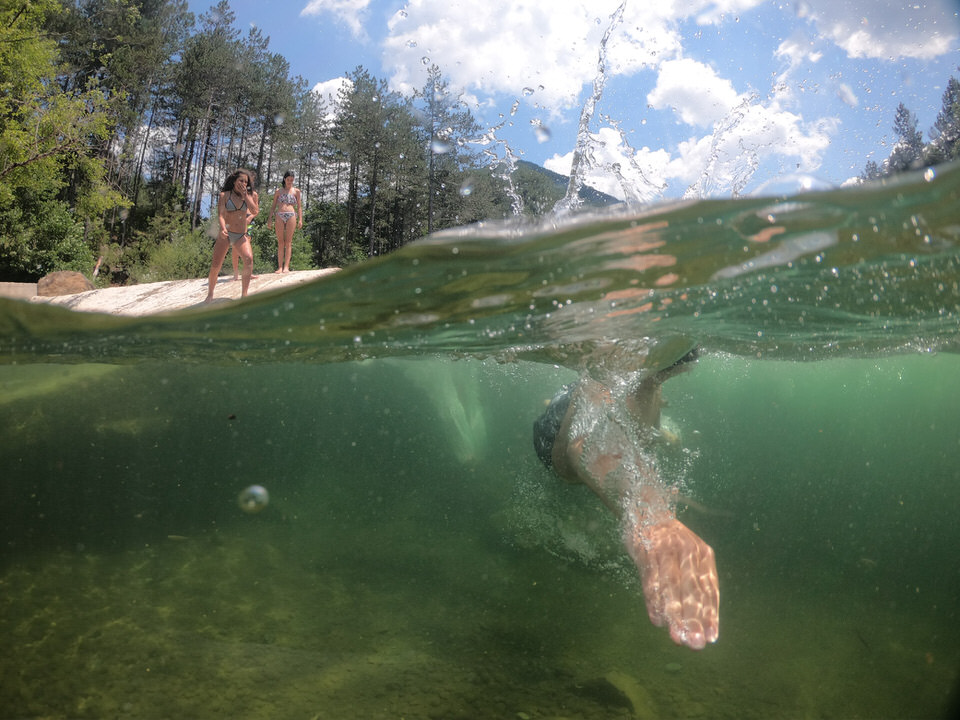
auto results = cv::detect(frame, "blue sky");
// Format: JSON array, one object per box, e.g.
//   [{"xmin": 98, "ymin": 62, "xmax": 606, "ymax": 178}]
[{"xmin": 188, "ymin": 0, "xmax": 960, "ymax": 201}]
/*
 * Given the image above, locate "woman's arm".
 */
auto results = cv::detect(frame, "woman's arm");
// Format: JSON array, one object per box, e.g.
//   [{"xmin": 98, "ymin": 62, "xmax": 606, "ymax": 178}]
[
  {"xmin": 217, "ymin": 192, "xmax": 228, "ymax": 235},
  {"xmin": 296, "ymin": 188, "xmax": 303, "ymax": 227}
]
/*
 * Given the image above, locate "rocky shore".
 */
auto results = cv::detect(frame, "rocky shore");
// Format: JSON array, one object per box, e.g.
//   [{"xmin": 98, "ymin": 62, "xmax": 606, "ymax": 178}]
[{"xmin": 22, "ymin": 269, "xmax": 339, "ymax": 317}]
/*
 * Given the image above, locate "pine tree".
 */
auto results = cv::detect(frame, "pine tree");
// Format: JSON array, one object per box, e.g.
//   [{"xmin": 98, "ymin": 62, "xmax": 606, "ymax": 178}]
[
  {"xmin": 415, "ymin": 65, "xmax": 482, "ymax": 233},
  {"xmin": 927, "ymin": 73, "xmax": 960, "ymax": 165},
  {"xmin": 887, "ymin": 102, "xmax": 924, "ymax": 173}
]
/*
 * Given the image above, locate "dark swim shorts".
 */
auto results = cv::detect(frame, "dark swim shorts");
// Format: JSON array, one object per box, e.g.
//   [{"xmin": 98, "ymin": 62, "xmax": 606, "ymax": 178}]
[{"xmin": 532, "ymin": 384, "xmax": 574, "ymax": 469}]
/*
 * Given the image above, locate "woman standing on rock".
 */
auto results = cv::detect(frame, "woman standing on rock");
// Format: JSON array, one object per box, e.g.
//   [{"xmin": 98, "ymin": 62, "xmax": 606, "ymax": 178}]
[
  {"xmin": 267, "ymin": 170, "xmax": 302, "ymax": 274},
  {"xmin": 206, "ymin": 169, "xmax": 259, "ymax": 302}
]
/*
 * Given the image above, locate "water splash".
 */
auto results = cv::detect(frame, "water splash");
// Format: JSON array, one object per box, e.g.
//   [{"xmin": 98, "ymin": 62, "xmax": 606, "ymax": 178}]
[
  {"xmin": 600, "ymin": 114, "xmax": 668, "ymax": 205},
  {"xmin": 476, "ymin": 116, "xmax": 525, "ymax": 216},
  {"xmin": 683, "ymin": 93, "xmax": 759, "ymax": 199},
  {"xmin": 554, "ymin": 0, "xmax": 627, "ymax": 215}
]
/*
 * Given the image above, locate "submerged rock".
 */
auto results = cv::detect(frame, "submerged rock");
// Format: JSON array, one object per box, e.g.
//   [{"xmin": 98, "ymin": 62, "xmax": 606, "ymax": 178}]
[{"xmin": 573, "ymin": 670, "xmax": 658, "ymax": 717}]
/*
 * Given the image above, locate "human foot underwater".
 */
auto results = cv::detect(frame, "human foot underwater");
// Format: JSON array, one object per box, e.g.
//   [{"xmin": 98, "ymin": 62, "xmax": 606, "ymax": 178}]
[{"xmin": 534, "ymin": 348, "xmax": 719, "ymax": 650}]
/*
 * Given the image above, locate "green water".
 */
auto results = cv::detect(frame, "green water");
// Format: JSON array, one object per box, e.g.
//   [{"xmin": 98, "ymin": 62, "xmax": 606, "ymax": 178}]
[{"xmin": 2, "ymin": 167, "xmax": 959, "ymax": 718}]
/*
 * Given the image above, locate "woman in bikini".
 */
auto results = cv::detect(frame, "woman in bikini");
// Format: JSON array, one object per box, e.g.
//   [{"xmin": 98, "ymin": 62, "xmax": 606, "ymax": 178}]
[
  {"xmin": 267, "ymin": 170, "xmax": 302, "ymax": 274},
  {"xmin": 206, "ymin": 169, "xmax": 259, "ymax": 302}
]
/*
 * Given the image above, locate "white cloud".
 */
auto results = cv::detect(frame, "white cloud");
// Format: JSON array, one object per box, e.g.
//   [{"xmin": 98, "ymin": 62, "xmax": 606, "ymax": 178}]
[
  {"xmin": 372, "ymin": 0, "xmax": 958, "ymax": 117},
  {"xmin": 801, "ymin": 0, "xmax": 958, "ymax": 60},
  {"xmin": 301, "ymin": 0, "xmax": 373, "ymax": 39},
  {"xmin": 546, "ymin": 96, "xmax": 836, "ymax": 199},
  {"xmin": 647, "ymin": 59, "xmax": 745, "ymax": 127},
  {"xmin": 675, "ymin": 101, "xmax": 836, "ymax": 196},
  {"xmin": 384, "ymin": 0, "xmax": 612, "ymax": 109},
  {"xmin": 692, "ymin": 0, "xmax": 768, "ymax": 25},
  {"xmin": 380, "ymin": 0, "xmax": 699, "ymax": 110},
  {"xmin": 836, "ymin": 83, "xmax": 858, "ymax": 108},
  {"xmin": 775, "ymin": 33, "xmax": 823, "ymax": 69},
  {"xmin": 311, "ymin": 77, "xmax": 354, "ymax": 118}
]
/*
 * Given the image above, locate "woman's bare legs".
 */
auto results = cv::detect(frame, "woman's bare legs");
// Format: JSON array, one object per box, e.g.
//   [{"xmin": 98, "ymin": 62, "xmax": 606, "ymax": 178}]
[
  {"xmin": 275, "ymin": 216, "xmax": 295, "ymax": 273},
  {"xmin": 274, "ymin": 217, "xmax": 287, "ymax": 273},
  {"xmin": 237, "ymin": 237, "xmax": 254, "ymax": 296},
  {"xmin": 281, "ymin": 217, "xmax": 294, "ymax": 272},
  {"xmin": 206, "ymin": 233, "xmax": 231, "ymax": 302}
]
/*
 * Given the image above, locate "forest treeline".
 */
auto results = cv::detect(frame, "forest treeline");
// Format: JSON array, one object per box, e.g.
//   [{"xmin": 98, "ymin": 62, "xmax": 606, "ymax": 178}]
[
  {"xmin": 861, "ymin": 69, "xmax": 960, "ymax": 181},
  {"xmin": 2, "ymin": 1, "xmax": 958, "ymax": 285},
  {"xmin": 0, "ymin": 0, "xmax": 576, "ymax": 284}
]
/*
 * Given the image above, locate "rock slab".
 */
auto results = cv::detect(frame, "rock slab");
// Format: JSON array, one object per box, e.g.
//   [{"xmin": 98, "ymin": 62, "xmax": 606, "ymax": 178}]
[{"xmin": 29, "ymin": 269, "xmax": 339, "ymax": 316}]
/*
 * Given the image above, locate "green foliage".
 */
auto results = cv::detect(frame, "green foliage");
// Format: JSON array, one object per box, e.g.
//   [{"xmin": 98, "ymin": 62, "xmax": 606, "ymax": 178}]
[
  {"xmin": 121, "ymin": 207, "xmax": 210, "ymax": 283},
  {"xmin": 0, "ymin": 200, "xmax": 94, "ymax": 281},
  {"xmin": 248, "ymin": 223, "xmax": 313, "ymax": 273},
  {"xmin": 0, "ymin": 0, "xmax": 125, "ymax": 280},
  {"xmin": 135, "ymin": 232, "xmax": 211, "ymax": 283}
]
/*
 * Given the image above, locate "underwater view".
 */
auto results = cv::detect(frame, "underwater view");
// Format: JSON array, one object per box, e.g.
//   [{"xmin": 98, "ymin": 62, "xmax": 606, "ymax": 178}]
[{"xmin": 2, "ymin": 165, "xmax": 960, "ymax": 718}]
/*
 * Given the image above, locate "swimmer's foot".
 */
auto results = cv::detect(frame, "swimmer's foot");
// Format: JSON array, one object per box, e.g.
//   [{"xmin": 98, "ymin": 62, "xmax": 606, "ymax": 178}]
[{"xmin": 624, "ymin": 516, "xmax": 719, "ymax": 650}]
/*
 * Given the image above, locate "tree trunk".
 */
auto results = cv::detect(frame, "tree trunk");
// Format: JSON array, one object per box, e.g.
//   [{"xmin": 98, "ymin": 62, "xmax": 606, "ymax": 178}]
[{"xmin": 368, "ymin": 149, "xmax": 379, "ymax": 257}]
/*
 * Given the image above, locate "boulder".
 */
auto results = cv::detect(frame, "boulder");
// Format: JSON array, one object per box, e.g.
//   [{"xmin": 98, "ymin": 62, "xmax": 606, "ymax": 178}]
[{"xmin": 37, "ymin": 271, "xmax": 95, "ymax": 297}]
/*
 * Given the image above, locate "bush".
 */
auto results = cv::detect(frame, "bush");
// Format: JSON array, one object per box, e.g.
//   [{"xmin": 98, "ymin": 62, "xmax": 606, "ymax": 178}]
[
  {"xmin": 138, "ymin": 230, "xmax": 212, "ymax": 282},
  {"xmin": 249, "ymin": 221, "xmax": 313, "ymax": 273},
  {"xmin": 0, "ymin": 200, "xmax": 94, "ymax": 281},
  {"xmin": 122, "ymin": 207, "xmax": 213, "ymax": 284}
]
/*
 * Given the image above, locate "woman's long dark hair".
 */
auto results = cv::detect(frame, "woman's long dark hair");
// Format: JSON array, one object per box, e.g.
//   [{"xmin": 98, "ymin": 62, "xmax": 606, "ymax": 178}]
[{"xmin": 222, "ymin": 169, "xmax": 256, "ymax": 193}]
